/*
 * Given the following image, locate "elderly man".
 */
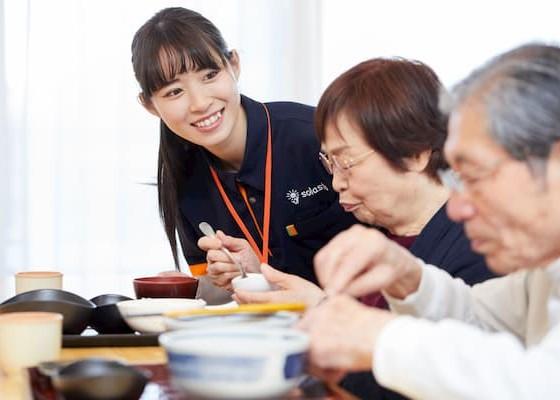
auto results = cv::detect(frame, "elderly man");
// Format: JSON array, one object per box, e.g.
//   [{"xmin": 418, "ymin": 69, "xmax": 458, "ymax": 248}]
[{"xmin": 299, "ymin": 43, "xmax": 560, "ymax": 399}]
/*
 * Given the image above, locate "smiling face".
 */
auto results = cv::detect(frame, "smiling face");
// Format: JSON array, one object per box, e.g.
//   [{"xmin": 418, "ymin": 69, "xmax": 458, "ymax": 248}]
[
  {"xmin": 144, "ymin": 52, "xmax": 245, "ymax": 156},
  {"xmin": 322, "ymin": 112, "xmax": 429, "ymax": 230},
  {"xmin": 445, "ymin": 101, "xmax": 560, "ymax": 272}
]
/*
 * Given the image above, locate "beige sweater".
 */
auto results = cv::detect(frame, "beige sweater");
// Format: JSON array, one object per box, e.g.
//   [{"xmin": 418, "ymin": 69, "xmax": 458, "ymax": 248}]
[{"xmin": 373, "ymin": 260, "xmax": 560, "ymax": 399}]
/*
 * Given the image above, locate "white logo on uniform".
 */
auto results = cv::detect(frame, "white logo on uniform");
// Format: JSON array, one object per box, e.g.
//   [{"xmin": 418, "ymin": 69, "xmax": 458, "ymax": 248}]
[
  {"xmin": 286, "ymin": 189, "xmax": 300, "ymax": 205},
  {"xmin": 286, "ymin": 183, "xmax": 329, "ymax": 205}
]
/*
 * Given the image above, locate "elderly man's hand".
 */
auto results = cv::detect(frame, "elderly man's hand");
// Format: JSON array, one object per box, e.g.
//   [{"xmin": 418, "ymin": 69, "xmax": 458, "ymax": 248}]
[
  {"xmin": 233, "ymin": 263, "xmax": 326, "ymax": 307},
  {"xmin": 314, "ymin": 225, "xmax": 423, "ymax": 299},
  {"xmin": 297, "ymin": 295, "xmax": 395, "ymax": 372},
  {"xmin": 197, "ymin": 231, "xmax": 260, "ymax": 291}
]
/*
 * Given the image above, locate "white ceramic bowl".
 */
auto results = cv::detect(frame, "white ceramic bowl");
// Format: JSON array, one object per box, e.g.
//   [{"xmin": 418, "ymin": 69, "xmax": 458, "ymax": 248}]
[
  {"xmin": 164, "ymin": 311, "xmax": 300, "ymax": 331},
  {"xmin": 159, "ymin": 327, "xmax": 309, "ymax": 399},
  {"xmin": 116, "ymin": 298, "xmax": 206, "ymax": 333},
  {"xmin": 231, "ymin": 273, "xmax": 272, "ymax": 292}
]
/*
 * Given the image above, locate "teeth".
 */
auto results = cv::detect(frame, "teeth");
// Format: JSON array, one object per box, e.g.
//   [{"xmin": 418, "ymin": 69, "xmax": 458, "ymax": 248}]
[{"xmin": 195, "ymin": 111, "xmax": 221, "ymax": 128}]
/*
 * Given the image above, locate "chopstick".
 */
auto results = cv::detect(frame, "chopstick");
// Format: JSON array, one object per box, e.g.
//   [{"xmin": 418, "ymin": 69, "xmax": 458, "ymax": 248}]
[{"xmin": 125, "ymin": 302, "xmax": 306, "ymax": 319}]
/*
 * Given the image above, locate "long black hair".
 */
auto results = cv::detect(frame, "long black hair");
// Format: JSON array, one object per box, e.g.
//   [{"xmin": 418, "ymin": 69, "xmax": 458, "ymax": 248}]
[{"xmin": 131, "ymin": 7, "xmax": 233, "ymax": 267}]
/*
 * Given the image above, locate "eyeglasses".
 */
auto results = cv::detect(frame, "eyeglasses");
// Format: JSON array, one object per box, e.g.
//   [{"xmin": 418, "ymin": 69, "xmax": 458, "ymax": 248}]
[
  {"xmin": 437, "ymin": 158, "xmax": 510, "ymax": 194},
  {"xmin": 439, "ymin": 150, "xmax": 549, "ymax": 194},
  {"xmin": 319, "ymin": 150, "xmax": 374, "ymax": 175}
]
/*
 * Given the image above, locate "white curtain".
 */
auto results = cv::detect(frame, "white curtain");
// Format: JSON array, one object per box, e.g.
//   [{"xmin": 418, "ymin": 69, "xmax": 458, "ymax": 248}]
[
  {"xmin": 0, "ymin": 0, "xmax": 321, "ymax": 299},
  {"xmin": 0, "ymin": 0, "xmax": 8, "ymax": 293}
]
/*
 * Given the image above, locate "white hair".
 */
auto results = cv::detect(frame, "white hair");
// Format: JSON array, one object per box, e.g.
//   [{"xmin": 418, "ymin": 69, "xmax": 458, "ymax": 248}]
[{"xmin": 442, "ymin": 43, "xmax": 560, "ymax": 162}]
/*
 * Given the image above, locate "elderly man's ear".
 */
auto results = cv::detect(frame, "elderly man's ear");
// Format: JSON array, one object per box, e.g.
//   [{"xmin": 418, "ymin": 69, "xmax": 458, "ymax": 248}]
[
  {"xmin": 550, "ymin": 141, "xmax": 560, "ymax": 160},
  {"xmin": 546, "ymin": 141, "xmax": 560, "ymax": 184}
]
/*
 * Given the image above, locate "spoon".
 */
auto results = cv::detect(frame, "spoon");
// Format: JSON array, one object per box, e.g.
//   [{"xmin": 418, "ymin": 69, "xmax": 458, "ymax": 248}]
[{"xmin": 199, "ymin": 222, "xmax": 247, "ymax": 278}]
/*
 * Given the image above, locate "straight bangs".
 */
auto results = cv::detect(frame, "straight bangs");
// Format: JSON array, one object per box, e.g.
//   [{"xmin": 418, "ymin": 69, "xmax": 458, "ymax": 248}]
[{"xmin": 134, "ymin": 30, "xmax": 227, "ymax": 98}]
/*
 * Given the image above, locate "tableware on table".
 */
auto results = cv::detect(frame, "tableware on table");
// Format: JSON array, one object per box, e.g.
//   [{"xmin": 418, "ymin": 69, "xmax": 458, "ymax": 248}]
[
  {"xmin": 133, "ymin": 276, "xmax": 198, "ymax": 299},
  {"xmin": 129, "ymin": 302, "xmax": 305, "ymax": 319},
  {"xmin": 0, "ymin": 312, "xmax": 62, "ymax": 373},
  {"xmin": 164, "ymin": 302, "xmax": 303, "ymax": 331},
  {"xmin": 160, "ymin": 327, "xmax": 309, "ymax": 399},
  {"xmin": 116, "ymin": 298, "xmax": 206, "ymax": 333},
  {"xmin": 15, "ymin": 271, "xmax": 63, "ymax": 294},
  {"xmin": 199, "ymin": 221, "xmax": 248, "ymax": 278},
  {"xmin": 232, "ymin": 272, "xmax": 273, "ymax": 292},
  {"xmin": 166, "ymin": 302, "xmax": 306, "ymax": 318},
  {"xmin": 89, "ymin": 294, "xmax": 134, "ymax": 334},
  {"xmin": 0, "ymin": 289, "xmax": 95, "ymax": 334},
  {"xmin": 42, "ymin": 358, "xmax": 150, "ymax": 400},
  {"xmin": 165, "ymin": 310, "xmax": 300, "ymax": 331}
]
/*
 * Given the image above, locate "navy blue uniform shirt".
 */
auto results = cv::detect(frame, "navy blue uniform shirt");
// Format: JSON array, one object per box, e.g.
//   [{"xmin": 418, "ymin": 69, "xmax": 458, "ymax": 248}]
[{"xmin": 172, "ymin": 95, "xmax": 357, "ymax": 284}]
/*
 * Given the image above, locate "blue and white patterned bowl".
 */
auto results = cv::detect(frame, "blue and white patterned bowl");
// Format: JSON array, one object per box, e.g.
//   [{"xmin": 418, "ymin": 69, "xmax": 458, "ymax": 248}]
[{"xmin": 159, "ymin": 327, "xmax": 309, "ymax": 399}]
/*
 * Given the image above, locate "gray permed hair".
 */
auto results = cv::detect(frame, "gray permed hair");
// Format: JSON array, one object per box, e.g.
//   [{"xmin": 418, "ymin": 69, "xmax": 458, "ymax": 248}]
[{"xmin": 441, "ymin": 43, "xmax": 560, "ymax": 161}]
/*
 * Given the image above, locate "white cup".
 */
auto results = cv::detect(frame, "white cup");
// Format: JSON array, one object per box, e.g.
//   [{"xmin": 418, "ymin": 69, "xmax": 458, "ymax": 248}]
[
  {"xmin": 232, "ymin": 273, "xmax": 273, "ymax": 292},
  {"xmin": 15, "ymin": 271, "xmax": 63, "ymax": 294},
  {"xmin": 0, "ymin": 312, "xmax": 63, "ymax": 373}
]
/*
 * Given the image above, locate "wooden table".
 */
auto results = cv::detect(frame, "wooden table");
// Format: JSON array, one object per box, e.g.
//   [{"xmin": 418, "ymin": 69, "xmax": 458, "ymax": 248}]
[
  {"xmin": 59, "ymin": 346, "xmax": 166, "ymax": 364},
  {"xmin": 0, "ymin": 346, "xmax": 166, "ymax": 400}
]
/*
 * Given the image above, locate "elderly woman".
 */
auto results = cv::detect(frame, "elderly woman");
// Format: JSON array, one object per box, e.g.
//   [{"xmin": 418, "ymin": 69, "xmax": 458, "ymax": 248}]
[
  {"xmin": 226, "ymin": 58, "xmax": 493, "ymax": 301},
  {"xmin": 300, "ymin": 44, "xmax": 560, "ymax": 399},
  {"xmin": 202, "ymin": 58, "xmax": 495, "ymax": 399}
]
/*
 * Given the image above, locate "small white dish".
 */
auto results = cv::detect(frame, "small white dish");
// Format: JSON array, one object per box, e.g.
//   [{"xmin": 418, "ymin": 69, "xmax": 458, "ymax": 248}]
[
  {"xmin": 232, "ymin": 273, "xmax": 272, "ymax": 292},
  {"xmin": 116, "ymin": 298, "xmax": 206, "ymax": 333}
]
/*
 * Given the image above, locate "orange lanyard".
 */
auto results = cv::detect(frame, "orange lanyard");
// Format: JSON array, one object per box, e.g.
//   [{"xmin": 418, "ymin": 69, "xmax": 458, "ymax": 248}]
[
  {"xmin": 208, "ymin": 103, "xmax": 272, "ymax": 264},
  {"xmin": 237, "ymin": 183, "xmax": 273, "ymax": 258}
]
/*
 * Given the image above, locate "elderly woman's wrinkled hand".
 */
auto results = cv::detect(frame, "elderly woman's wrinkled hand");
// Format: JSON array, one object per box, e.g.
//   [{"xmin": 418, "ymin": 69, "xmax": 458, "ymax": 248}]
[
  {"xmin": 297, "ymin": 295, "xmax": 395, "ymax": 372},
  {"xmin": 314, "ymin": 225, "xmax": 423, "ymax": 299},
  {"xmin": 233, "ymin": 263, "xmax": 326, "ymax": 307},
  {"xmin": 197, "ymin": 231, "xmax": 260, "ymax": 290}
]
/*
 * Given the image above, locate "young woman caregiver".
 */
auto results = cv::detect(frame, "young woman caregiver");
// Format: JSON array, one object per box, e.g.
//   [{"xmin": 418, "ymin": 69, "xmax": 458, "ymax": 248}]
[{"xmin": 131, "ymin": 7, "xmax": 356, "ymax": 294}]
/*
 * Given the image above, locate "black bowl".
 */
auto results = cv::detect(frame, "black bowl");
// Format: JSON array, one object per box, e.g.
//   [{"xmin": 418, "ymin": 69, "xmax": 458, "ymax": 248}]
[
  {"xmin": 89, "ymin": 294, "xmax": 134, "ymax": 334},
  {"xmin": 51, "ymin": 358, "xmax": 150, "ymax": 400},
  {"xmin": 0, "ymin": 289, "xmax": 95, "ymax": 334}
]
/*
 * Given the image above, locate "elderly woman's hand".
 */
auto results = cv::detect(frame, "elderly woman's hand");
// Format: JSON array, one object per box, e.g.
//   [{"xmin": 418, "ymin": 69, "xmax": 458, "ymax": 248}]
[
  {"xmin": 314, "ymin": 225, "xmax": 423, "ymax": 300},
  {"xmin": 233, "ymin": 264, "xmax": 326, "ymax": 307},
  {"xmin": 197, "ymin": 231, "xmax": 260, "ymax": 291},
  {"xmin": 297, "ymin": 295, "xmax": 395, "ymax": 372}
]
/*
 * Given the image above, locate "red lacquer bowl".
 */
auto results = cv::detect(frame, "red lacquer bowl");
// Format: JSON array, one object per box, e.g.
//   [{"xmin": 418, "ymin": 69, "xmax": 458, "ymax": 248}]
[{"xmin": 133, "ymin": 276, "xmax": 199, "ymax": 299}]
